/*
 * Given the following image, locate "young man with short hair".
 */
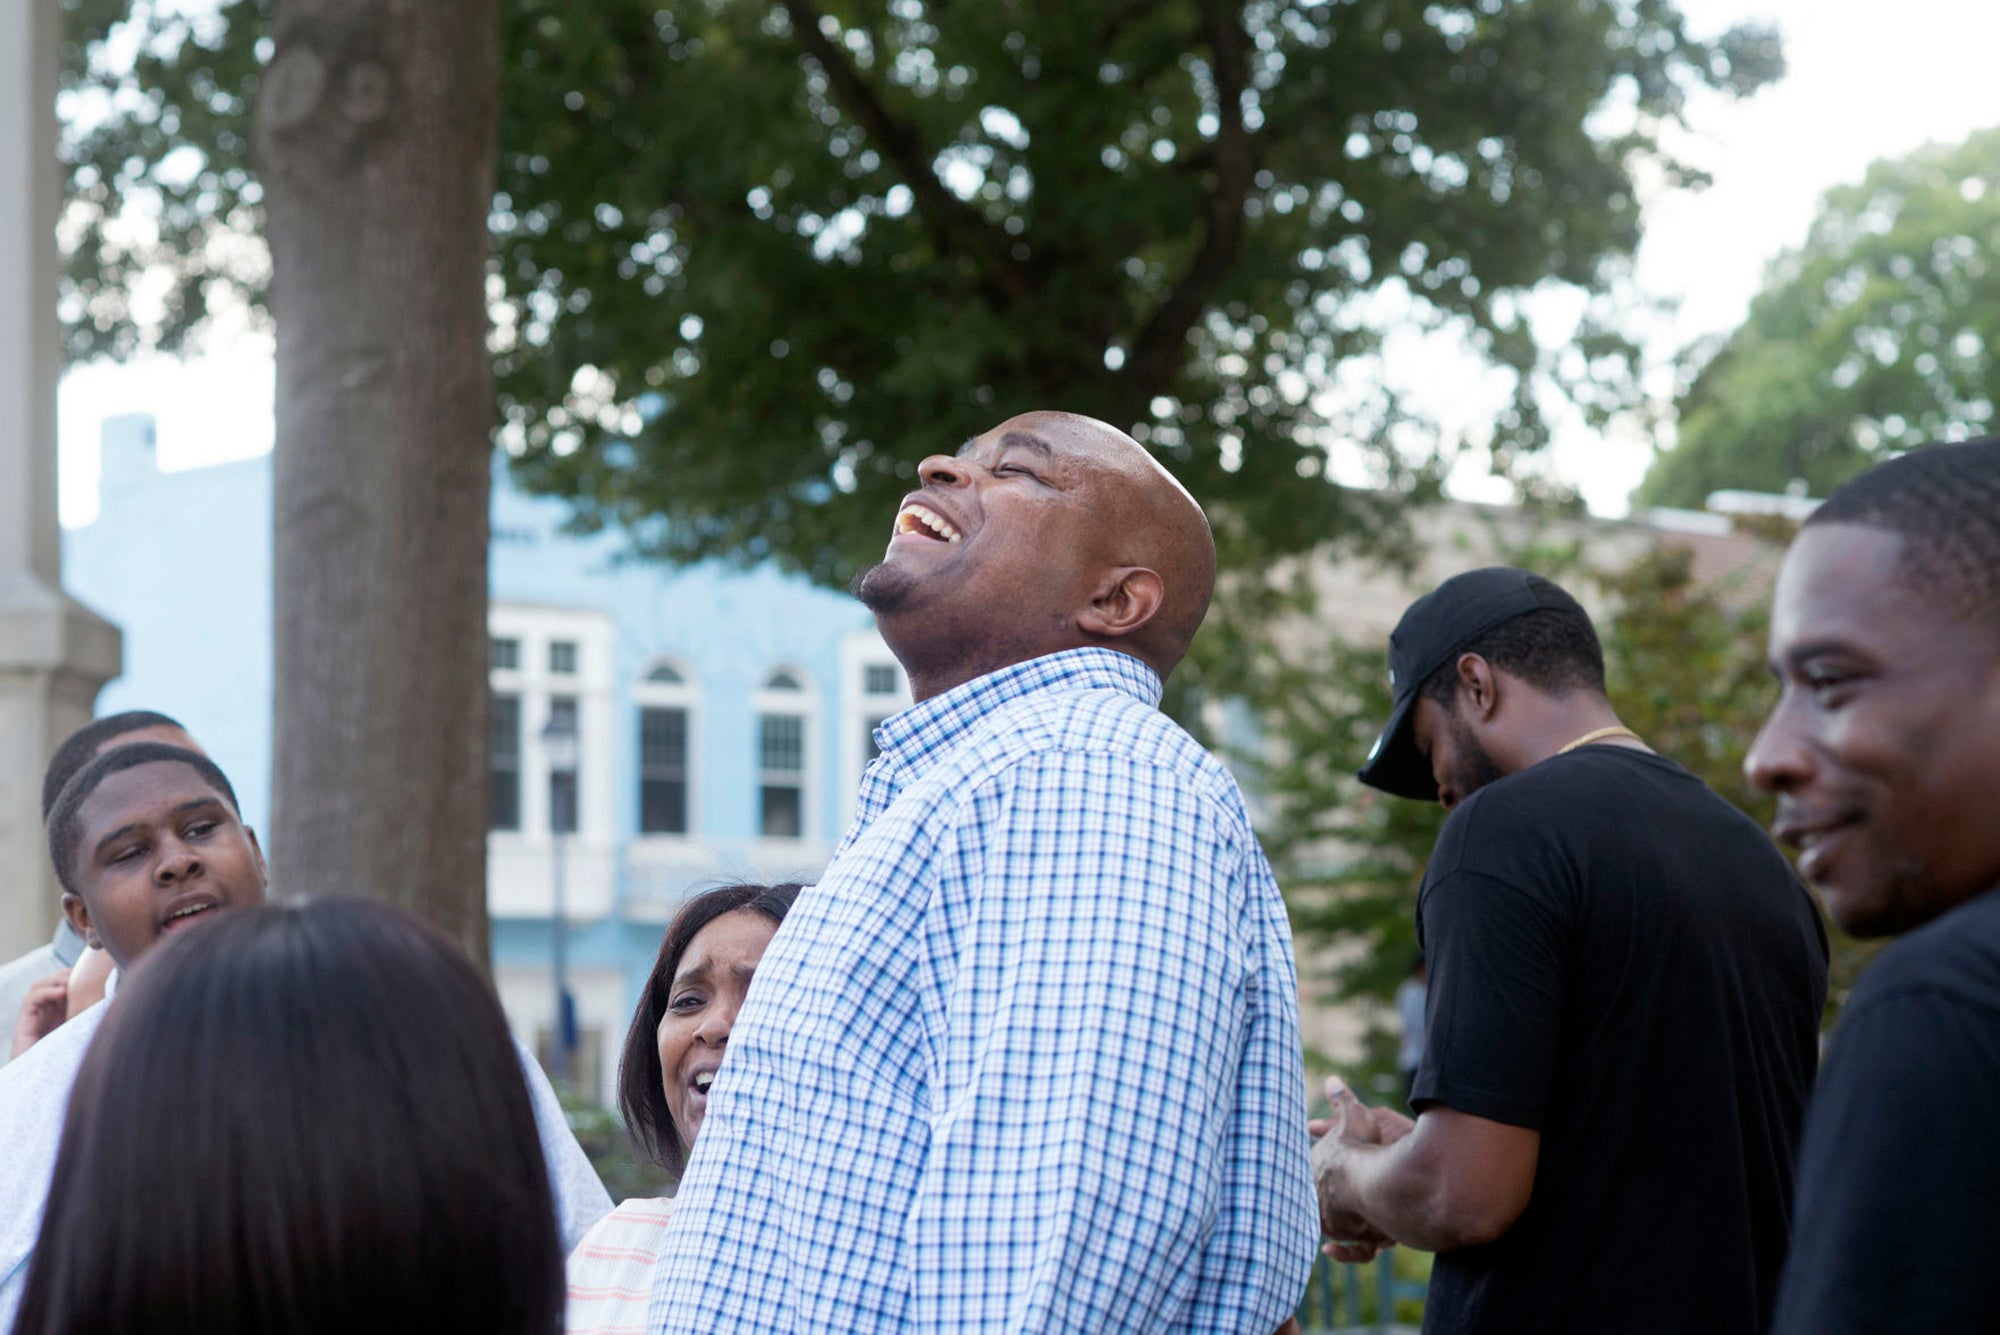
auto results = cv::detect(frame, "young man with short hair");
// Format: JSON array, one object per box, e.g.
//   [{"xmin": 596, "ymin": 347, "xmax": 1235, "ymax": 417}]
[
  {"xmin": 1314, "ymin": 567, "xmax": 1828, "ymax": 1334},
  {"xmin": 1748, "ymin": 439, "xmax": 2000, "ymax": 1333},
  {"xmin": 0, "ymin": 711, "xmax": 200, "ymax": 1058},
  {"xmin": 0, "ymin": 745, "xmax": 611, "ymax": 1326}
]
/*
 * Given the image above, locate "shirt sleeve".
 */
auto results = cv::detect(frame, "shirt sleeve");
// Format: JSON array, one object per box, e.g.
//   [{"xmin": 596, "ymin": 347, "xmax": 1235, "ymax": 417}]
[
  {"xmin": 1413, "ymin": 868, "xmax": 1568, "ymax": 1129},
  {"xmin": 1771, "ymin": 989, "xmax": 2000, "ymax": 1334},
  {"xmin": 902, "ymin": 750, "xmax": 1315, "ymax": 1333}
]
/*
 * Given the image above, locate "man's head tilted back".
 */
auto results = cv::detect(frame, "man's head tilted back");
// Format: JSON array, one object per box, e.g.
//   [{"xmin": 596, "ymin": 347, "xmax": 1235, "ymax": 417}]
[
  {"xmin": 1746, "ymin": 437, "xmax": 2000, "ymax": 937},
  {"xmin": 46, "ymin": 743, "xmax": 268, "ymax": 971},
  {"xmin": 852, "ymin": 410, "xmax": 1216, "ymax": 702}
]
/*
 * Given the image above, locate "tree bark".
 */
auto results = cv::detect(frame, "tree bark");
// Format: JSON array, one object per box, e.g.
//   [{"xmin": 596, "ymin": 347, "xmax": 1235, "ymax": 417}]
[{"xmin": 256, "ymin": 0, "xmax": 497, "ymax": 963}]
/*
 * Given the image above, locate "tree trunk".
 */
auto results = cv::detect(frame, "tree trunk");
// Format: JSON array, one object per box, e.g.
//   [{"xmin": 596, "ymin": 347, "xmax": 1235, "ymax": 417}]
[{"xmin": 256, "ymin": 0, "xmax": 497, "ymax": 963}]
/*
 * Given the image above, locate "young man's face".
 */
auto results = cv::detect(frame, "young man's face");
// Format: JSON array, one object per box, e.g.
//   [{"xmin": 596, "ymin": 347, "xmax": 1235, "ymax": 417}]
[
  {"xmin": 1747, "ymin": 524, "xmax": 2000, "ymax": 936},
  {"xmin": 61, "ymin": 761, "xmax": 268, "ymax": 971}
]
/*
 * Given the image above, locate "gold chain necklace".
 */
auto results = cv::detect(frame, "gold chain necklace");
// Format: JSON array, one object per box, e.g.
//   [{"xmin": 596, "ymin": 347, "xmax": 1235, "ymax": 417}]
[{"xmin": 1555, "ymin": 725, "xmax": 1644, "ymax": 756}]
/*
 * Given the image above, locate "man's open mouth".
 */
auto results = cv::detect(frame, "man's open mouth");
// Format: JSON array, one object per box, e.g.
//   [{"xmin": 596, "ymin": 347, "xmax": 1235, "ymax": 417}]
[
  {"xmin": 893, "ymin": 502, "xmax": 962, "ymax": 543},
  {"xmin": 160, "ymin": 898, "xmax": 219, "ymax": 931}
]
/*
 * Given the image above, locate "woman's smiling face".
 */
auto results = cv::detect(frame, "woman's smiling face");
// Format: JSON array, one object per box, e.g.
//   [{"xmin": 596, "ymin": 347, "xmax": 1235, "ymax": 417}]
[{"xmin": 655, "ymin": 909, "xmax": 779, "ymax": 1148}]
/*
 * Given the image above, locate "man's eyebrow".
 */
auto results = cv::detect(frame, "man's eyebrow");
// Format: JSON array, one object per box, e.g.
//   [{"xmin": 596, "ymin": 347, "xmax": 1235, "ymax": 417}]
[
  {"xmin": 998, "ymin": 430, "xmax": 1055, "ymax": 457},
  {"xmin": 90, "ymin": 797, "xmax": 228, "ymax": 861},
  {"xmin": 91, "ymin": 823, "xmax": 144, "ymax": 860},
  {"xmin": 1781, "ymin": 640, "xmax": 1855, "ymax": 667},
  {"xmin": 1769, "ymin": 639, "xmax": 1866, "ymax": 677},
  {"xmin": 955, "ymin": 431, "xmax": 1055, "ymax": 459}
]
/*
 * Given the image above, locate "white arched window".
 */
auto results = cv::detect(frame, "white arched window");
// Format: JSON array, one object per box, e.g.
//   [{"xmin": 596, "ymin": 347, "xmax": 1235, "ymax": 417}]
[
  {"xmin": 754, "ymin": 667, "xmax": 812, "ymax": 839},
  {"xmin": 634, "ymin": 658, "xmax": 699, "ymax": 837}
]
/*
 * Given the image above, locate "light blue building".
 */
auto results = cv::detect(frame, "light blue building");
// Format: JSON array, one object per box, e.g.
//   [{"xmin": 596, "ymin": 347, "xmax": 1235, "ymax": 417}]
[{"xmin": 65, "ymin": 414, "xmax": 910, "ymax": 1107}]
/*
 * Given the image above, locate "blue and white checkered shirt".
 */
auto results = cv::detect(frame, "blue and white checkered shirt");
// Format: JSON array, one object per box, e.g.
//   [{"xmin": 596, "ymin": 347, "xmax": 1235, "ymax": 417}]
[{"xmin": 650, "ymin": 647, "xmax": 1316, "ymax": 1332}]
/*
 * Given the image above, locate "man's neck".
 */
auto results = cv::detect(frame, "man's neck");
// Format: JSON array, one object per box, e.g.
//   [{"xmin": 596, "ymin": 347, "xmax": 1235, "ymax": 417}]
[
  {"xmin": 1503, "ymin": 697, "xmax": 1645, "ymax": 772},
  {"xmin": 899, "ymin": 642, "xmax": 1095, "ymax": 704}
]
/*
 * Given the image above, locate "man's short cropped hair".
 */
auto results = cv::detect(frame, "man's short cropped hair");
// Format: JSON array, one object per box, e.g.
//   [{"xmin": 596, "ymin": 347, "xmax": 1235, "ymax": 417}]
[
  {"xmin": 1418, "ymin": 580, "xmax": 1608, "ymax": 706},
  {"xmin": 47, "ymin": 743, "xmax": 240, "ymax": 896},
  {"xmin": 41, "ymin": 711, "xmax": 189, "ymax": 821},
  {"xmin": 1805, "ymin": 438, "xmax": 2000, "ymax": 631}
]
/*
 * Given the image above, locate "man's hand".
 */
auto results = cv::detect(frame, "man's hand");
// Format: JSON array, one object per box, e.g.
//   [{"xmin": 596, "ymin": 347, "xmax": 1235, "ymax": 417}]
[
  {"xmin": 1309, "ymin": 1076, "xmax": 1417, "ymax": 1262},
  {"xmin": 10, "ymin": 972, "xmax": 70, "ymax": 1059},
  {"xmin": 66, "ymin": 945, "xmax": 113, "ymax": 1019},
  {"xmin": 1309, "ymin": 1076, "xmax": 1415, "ymax": 1149}
]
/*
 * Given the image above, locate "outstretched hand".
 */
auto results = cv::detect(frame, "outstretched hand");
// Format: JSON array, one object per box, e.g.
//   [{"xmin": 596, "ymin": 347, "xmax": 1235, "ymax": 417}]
[
  {"xmin": 1309, "ymin": 1076, "xmax": 1411, "ymax": 1263},
  {"xmin": 1309, "ymin": 1074, "xmax": 1415, "ymax": 1146}
]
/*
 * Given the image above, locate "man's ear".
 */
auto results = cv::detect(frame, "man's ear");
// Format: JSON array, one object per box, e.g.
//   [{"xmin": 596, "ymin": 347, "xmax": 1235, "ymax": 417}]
[
  {"xmin": 246, "ymin": 827, "xmax": 269, "ymax": 885},
  {"xmin": 61, "ymin": 893, "xmax": 101, "ymax": 951},
  {"xmin": 1456, "ymin": 653, "xmax": 1502, "ymax": 723},
  {"xmin": 1078, "ymin": 567, "xmax": 1165, "ymax": 641}
]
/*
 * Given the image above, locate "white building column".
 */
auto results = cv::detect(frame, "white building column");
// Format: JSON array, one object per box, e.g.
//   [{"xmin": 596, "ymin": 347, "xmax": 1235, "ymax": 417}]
[{"xmin": 0, "ymin": 0, "xmax": 121, "ymax": 957}]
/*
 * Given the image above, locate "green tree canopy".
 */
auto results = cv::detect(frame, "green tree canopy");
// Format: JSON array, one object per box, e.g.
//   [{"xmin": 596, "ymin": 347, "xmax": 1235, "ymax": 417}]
[
  {"xmin": 1638, "ymin": 124, "xmax": 2000, "ymax": 509},
  {"xmin": 63, "ymin": 0, "xmax": 1778, "ymax": 585}
]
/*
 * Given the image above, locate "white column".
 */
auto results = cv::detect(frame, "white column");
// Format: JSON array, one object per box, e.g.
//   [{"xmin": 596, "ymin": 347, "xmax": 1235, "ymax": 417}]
[{"xmin": 0, "ymin": 0, "xmax": 121, "ymax": 957}]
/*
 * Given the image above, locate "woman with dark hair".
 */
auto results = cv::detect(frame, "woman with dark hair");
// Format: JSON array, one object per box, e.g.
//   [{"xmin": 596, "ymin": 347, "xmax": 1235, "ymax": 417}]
[
  {"xmin": 9, "ymin": 899, "xmax": 565, "ymax": 1335},
  {"xmin": 565, "ymin": 881, "xmax": 801, "ymax": 1333}
]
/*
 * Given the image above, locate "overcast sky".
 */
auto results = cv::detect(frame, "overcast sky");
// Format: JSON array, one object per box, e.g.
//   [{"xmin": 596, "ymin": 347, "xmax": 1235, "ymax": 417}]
[{"xmin": 56, "ymin": 0, "xmax": 2000, "ymax": 525}]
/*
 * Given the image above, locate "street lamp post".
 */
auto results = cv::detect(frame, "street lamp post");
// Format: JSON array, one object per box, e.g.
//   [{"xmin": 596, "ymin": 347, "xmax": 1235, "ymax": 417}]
[{"xmin": 542, "ymin": 707, "xmax": 580, "ymax": 1087}]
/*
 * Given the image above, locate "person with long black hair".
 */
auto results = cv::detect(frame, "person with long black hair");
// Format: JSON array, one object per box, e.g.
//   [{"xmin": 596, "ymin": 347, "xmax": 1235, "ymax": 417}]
[{"xmin": 9, "ymin": 898, "xmax": 566, "ymax": 1335}]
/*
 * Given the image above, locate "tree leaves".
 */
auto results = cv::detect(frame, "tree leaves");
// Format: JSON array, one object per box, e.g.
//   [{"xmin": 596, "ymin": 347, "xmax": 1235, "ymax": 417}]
[
  {"xmin": 61, "ymin": 0, "xmax": 1779, "ymax": 589},
  {"xmin": 1638, "ymin": 125, "xmax": 2000, "ymax": 508}
]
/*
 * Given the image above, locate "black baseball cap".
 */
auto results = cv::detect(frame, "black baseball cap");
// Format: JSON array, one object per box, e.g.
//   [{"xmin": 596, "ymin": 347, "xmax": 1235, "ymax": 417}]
[{"xmin": 1357, "ymin": 567, "xmax": 1589, "ymax": 801}]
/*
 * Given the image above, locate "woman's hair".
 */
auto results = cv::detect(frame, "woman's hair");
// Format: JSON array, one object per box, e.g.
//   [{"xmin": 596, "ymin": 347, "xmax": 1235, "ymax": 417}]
[
  {"xmin": 618, "ymin": 881, "xmax": 802, "ymax": 1172},
  {"xmin": 11, "ymin": 899, "xmax": 564, "ymax": 1335}
]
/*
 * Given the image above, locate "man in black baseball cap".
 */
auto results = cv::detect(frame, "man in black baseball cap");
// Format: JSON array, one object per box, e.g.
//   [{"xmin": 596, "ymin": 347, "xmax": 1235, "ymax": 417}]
[
  {"xmin": 1312, "ymin": 567, "xmax": 1828, "ymax": 1335},
  {"xmin": 1357, "ymin": 567, "xmax": 1593, "ymax": 803}
]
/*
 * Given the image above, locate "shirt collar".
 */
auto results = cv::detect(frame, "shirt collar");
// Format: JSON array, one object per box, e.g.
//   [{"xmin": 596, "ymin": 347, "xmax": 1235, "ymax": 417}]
[{"xmin": 871, "ymin": 647, "xmax": 1162, "ymax": 782}]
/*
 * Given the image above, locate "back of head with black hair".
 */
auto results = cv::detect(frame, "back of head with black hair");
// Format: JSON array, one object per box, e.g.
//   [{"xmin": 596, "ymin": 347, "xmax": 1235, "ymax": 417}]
[
  {"xmin": 46, "ymin": 743, "xmax": 240, "ymax": 896},
  {"xmin": 1805, "ymin": 437, "xmax": 2000, "ymax": 631},
  {"xmin": 40, "ymin": 711, "xmax": 190, "ymax": 822},
  {"xmin": 11, "ymin": 898, "xmax": 564, "ymax": 1335},
  {"xmin": 1418, "ymin": 580, "xmax": 1608, "ymax": 706},
  {"xmin": 619, "ymin": 881, "xmax": 803, "ymax": 1172}
]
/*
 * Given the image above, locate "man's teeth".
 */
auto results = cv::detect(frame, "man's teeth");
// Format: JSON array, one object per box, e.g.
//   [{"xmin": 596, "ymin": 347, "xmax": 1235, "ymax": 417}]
[
  {"xmin": 693, "ymin": 1073, "xmax": 714, "ymax": 1092},
  {"xmin": 895, "ymin": 504, "xmax": 962, "ymax": 543},
  {"xmin": 166, "ymin": 903, "xmax": 209, "ymax": 922}
]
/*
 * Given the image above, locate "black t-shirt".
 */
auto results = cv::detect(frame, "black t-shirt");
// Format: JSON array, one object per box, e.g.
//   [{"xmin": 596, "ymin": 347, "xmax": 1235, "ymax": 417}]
[
  {"xmin": 1413, "ymin": 746, "xmax": 1829, "ymax": 1335},
  {"xmin": 1772, "ymin": 885, "xmax": 2000, "ymax": 1334}
]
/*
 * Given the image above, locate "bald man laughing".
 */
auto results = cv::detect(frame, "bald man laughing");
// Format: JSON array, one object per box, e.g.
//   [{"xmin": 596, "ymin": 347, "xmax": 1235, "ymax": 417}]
[{"xmin": 647, "ymin": 413, "xmax": 1317, "ymax": 1333}]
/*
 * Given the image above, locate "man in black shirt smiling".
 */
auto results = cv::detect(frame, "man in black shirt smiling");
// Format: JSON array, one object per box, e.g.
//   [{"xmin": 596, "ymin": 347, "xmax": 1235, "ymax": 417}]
[
  {"xmin": 1747, "ymin": 439, "xmax": 2000, "ymax": 1334},
  {"xmin": 1313, "ymin": 567, "xmax": 1829, "ymax": 1335}
]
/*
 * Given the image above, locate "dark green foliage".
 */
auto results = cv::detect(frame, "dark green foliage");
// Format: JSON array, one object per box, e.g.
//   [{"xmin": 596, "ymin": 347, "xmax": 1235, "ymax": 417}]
[
  {"xmin": 1638, "ymin": 125, "xmax": 2000, "ymax": 508},
  {"xmin": 558, "ymin": 1086, "xmax": 678, "ymax": 1204},
  {"xmin": 62, "ymin": 0, "xmax": 1779, "ymax": 589},
  {"xmin": 1257, "ymin": 631, "xmax": 1444, "ymax": 1046}
]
